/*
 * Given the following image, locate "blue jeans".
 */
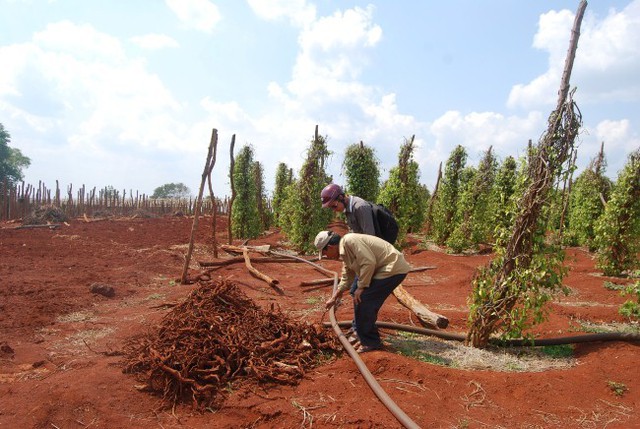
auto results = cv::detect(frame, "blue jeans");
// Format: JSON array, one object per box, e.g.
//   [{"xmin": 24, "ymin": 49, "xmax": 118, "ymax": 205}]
[{"xmin": 353, "ymin": 273, "xmax": 407, "ymax": 348}]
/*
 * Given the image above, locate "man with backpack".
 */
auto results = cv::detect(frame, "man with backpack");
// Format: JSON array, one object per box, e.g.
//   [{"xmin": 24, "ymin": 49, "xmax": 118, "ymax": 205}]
[{"xmin": 320, "ymin": 183, "xmax": 398, "ymax": 245}]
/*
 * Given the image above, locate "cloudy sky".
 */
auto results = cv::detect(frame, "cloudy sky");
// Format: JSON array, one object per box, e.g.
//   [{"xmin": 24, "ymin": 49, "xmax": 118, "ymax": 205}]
[{"xmin": 1, "ymin": 0, "xmax": 638, "ymax": 198}]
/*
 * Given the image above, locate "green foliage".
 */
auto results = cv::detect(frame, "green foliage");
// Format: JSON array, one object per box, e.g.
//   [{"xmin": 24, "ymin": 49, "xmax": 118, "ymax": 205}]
[
  {"xmin": 467, "ymin": 93, "xmax": 582, "ymax": 347},
  {"xmin": 618, "ymin": 281, "xmax": 640, "ymax": 320},
  {"xmin": 272, "ymin": 163, "xmax": 293, "ymax": 227},
  {"xmin": 253, "ymin": 161, "xmax": 271, "ymax": 231},
  {"xmin": 446, "ymin": 147, "xmax": 497, "ymax": 252},
  {"xmin": 490, "ymin": 156, "xmax": 519, "ymax": 238},
  {"xmin": 607, "ymin": 381, "xmax": 628, "ymax": 397},
  {"xmin": 151, "ymin": 182, "xmax": 191, "ymax": 199},
  {"xmin": 567, "ymin": 157, "xmax": 612, "ymax": 249},
  {"xmin": 430, "ymin": 145, "xmax": 467, "ymax": 245},
  {"xmin": 595, "ymin": 149, "xmax": 640, "ymax": 276},
  {"xmin": 231, "ymin": 145, "xmax": 261, "ymax": 239},
  {"xmin": 0, "ymin": 123, "xmax": 31, "ymax": 187},
  {"xmin": 279, "ymin": 133, "xmax": 333, "ymax": 253},
  {"xmin": 540, "ymin": 344, "xmax": 574, "ymax": 358},
  {"xmin": 342, "ymin": 141, "xmax": 380, "ymax": 202},
  {"xmin": 378, "ymin": 136, "xmax": 429, "ymax": 243},
  {"xmin": 469, "ymin": 235, "xmax": 569, "ymax": 340}
]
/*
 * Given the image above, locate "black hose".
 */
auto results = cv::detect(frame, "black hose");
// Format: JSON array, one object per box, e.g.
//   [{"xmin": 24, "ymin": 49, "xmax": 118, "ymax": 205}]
[{"xmin": 326, "ymin": 320, "xmax": 640, "ymax": 346}]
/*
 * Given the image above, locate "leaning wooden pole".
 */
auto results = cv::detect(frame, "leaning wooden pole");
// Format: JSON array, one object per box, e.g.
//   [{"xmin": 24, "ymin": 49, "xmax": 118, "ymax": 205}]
[
  {"xmin": 181, "ymin": 129, "xmax": 218, "ymax": 284},
  {"xmin": 227, "ymin": 134, "xmax": 236, "ymax": 245},
  {"xmin": 467, "ymin": 0, "xmax": 587, "ymax": 347}
]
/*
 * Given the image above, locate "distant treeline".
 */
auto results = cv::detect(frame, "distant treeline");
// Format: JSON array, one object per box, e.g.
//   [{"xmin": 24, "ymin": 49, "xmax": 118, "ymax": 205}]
[{"xmin": 0, "ymin": 180, "xmax": 231, "ymax": 222}]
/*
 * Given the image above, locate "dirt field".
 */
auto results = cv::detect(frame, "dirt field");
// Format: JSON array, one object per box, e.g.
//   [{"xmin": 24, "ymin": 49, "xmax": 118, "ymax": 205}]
[{"xmin": 1, "ymin": 215, "xmax": 638, "ymax": 429}]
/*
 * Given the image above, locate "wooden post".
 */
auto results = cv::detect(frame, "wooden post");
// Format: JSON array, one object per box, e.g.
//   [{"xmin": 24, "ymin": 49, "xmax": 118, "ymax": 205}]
[
  {"xmin": 227, "ymin": 134, "xmax": 236, "ymax": 245},
  {"xmin": 181, "ymin": 129, "xmax": 218, "ymax": 285}
]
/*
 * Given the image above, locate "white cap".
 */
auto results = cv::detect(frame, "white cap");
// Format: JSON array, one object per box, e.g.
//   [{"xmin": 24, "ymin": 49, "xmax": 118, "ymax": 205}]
[{"xmin": 314, "ymin": 230, "xmax": 332, "ymax": 259}]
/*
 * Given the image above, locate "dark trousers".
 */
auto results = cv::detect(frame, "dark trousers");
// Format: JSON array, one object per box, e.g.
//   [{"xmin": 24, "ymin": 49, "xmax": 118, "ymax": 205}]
[{"xmin": 353, "ymin": 273, "xmax": 407, "ymax": 348}]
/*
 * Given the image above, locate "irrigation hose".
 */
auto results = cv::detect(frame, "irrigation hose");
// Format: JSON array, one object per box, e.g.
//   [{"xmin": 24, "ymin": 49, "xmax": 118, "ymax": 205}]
[
  {"xmin": 326, "ymin": 320, "xmax": 640, "ymax": 346},
  {"xmin": 272, "ymin": 251, "xmax": 421, "ymax": 429}
]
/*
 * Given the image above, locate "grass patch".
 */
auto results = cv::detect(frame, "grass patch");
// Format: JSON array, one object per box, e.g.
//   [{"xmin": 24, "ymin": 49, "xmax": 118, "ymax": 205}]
[
  {"xmin": 604, "ymin": 281, "xmax": 625, "ymax": 291},
  {"xmin": 607, "ymin": 381, "xmax": 628, "ymax": 397},
  {"xmin": 540, "ymin": 344, "xmax": 574, "ymax": 358},
  {"xmin": 385, "ymin": 331, "xmax": 576, "ymax": 372},
  {"xmin": 577, "ymin": 320, "xmax": 640, "ymax": 335}
]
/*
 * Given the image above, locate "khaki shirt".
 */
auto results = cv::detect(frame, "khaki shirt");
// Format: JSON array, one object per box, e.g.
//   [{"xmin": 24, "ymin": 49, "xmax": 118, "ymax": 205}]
[{"xmin": 337, "ymin": 233, "xmax": 410, "ymax": 292}]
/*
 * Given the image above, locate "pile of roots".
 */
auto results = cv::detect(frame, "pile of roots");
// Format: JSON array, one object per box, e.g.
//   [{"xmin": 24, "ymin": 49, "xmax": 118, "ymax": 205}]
[{"xmin": 123, "ymin": 279, "xmax": 341, "ymax": 409}]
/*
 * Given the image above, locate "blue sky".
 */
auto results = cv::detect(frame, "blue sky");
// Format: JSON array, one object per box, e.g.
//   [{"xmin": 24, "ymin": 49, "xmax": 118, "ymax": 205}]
[{"xmin": 1, "ymin": 0, "xmax": 638, "ymax": 198}]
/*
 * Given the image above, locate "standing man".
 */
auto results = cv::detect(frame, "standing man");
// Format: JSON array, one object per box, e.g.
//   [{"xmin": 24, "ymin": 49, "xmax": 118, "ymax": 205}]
[{"xmin": 314, "ymin": 231, "xmax": 410, "ymax": 353}]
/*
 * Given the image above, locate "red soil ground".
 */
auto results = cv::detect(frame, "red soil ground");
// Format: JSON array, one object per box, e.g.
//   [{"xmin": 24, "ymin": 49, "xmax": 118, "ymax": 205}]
[{"xmin": 0, "ymin": 215, "xmax": 638, "ymax": 429}]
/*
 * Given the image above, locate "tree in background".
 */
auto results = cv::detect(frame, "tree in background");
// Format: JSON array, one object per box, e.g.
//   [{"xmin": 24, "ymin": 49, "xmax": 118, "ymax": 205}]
[
  {"xmin": 231, "ymin": 145, "xmax": 261, "ymax": 239},
  {"xmin": 378, "ymin": 135, "xmax": 429, "ymax": 244},
  {"xmin": 566, "ymin": 146, "xmax": 612, "ymax": 250},
  {"xmin": 429, "ymin": 145, "xmax": 467, "ymax": 245},
  {"xmin": 272, "ymin": 162, "xmax": 293, "ymax": 227},
  {"xmin": 253, "ymin": 161, "xmax": 271, "ymax": 231},
  {"xmin": 279, "ymin": 127, "xmax": 333, "ymax": 253},
  {"xmin": 594, "ymin": 148, "xmax": 640, "ymax": 276},
  {"xmin": 342, "ymin": 141, "xmax": 380, "ymax": 202},
  {"xmin": 446, "ymin": 147, "xmax": 497, "ymax": 252},
  {"xmin": 0, "ymin": 123, "xmax": 31, "ymax": 187},
  {"xmin": 489, "ymin": 155, "xmax": 519, "ymax": 238},
  {"xmin": 151, "ymin": 182, "xmax": 191, "ymax": 199}
]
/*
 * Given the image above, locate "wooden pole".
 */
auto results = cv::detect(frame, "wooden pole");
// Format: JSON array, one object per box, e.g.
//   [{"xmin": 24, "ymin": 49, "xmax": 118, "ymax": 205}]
[
  {"xmin": 227, "ymin": 134, "xmax": 236, "ymax": 245},
  {"xmin": 181, "ymin": 129, "xmax": 218, "ymax": 285}
]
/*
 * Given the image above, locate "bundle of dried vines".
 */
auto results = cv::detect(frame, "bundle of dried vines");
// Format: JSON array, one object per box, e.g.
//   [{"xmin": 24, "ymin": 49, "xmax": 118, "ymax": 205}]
[{"xmin": 123, "ymin": 279, "xmax": 340, "ymax": 409}]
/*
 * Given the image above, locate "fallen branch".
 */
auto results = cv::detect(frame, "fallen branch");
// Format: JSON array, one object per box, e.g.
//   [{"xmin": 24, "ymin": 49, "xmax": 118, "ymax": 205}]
[
  {"xmin": 393, "ymin": 285, "xmax": 449, "ymax": 329},
  {"xmin": 13, "ymin": 224, "xmax": 60, "ymax": 230},
  {"xmin": 243, "ymin": 249, "xmax": 284, "ymax": 295},
  {"xmin": 199, "ymin": 256, "xmax": 308, "ymax": 268},
  {"xmin": 299, "ymin": 266, "xmax": 437, "ymax": 287}
]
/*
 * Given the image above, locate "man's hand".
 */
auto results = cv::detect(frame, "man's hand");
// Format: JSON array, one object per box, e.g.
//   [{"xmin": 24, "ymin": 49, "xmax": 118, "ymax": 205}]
[
  {"xmin": 325, "ymin": 289, "xmax": 345, "ymax": 309},
  {"xmin": 353, "ymin": 287, "xmax": 364, "ymax": 305}
]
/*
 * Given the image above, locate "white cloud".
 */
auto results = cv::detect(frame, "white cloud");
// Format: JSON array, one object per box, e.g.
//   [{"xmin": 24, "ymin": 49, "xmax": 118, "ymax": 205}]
[
  {"xmin": 247, "ymin": 0, "xmax": 316, "ymax": 27},
  {"xmin": 130, "ymin": 34, "xmax": 179, "ymax": 50},
  {"xmin": 430, "ymin": 110, "xmax": 545, "ymax": 164},
  {"xmin": 508, "ymin": 1, "xmax": 640, "ymax": 109},
  {"xmin": 165, "ymin": 0, "xmax": 221, "ymax": 33}
]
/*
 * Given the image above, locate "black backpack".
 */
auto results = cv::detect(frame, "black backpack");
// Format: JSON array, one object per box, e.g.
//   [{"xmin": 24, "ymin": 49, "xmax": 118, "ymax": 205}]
[{"xmin": 370, "ymin": 203, "xmax": 399, "ymax": 245}]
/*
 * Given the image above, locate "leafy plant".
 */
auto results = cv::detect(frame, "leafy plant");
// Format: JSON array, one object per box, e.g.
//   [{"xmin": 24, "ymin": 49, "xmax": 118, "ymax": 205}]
[
  {"xmin": 279, "ymin": 128, "xmax": 333, "ymax": 253},
  {"xmin": 429, "ymin": 145, "xmax": 467, "ymax": 245},
  {"xmin": 607, "ymin": 381, "xmax": 628, "ymax": 397},
  {"xmin": 466, "ymin": 86, "xmax": 581, "ymax": 347},
  {"xmin": 618, "ymin": 281, "xmax": 640, "ymax": 319},
  {"xmin": 342, "ymin": 141, "xmax": 380, "ymax": 202},
  {"xmin": 272, "ymin": 163, "xmax": 293, "ymax": 227},
  {"xmin": 594, "ymin": 148, "xmax": 640, "ymax": 276},
  {"xmin": 378, "ymin": 135, "xmax": 429, "ymax": 244},
  {"xmin": 231, "ymin": 145, "xmax": 261, "ymax": 239},
  {"xmin": 567, "ymin": 148, "xmax": 612, "ymax": 249}
]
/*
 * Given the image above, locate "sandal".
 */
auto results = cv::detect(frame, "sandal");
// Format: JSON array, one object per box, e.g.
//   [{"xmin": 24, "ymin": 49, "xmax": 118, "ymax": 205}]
[
  {"xmin": 347, "ymin": 334, "xmax": 360, "ymax": 345},
  {"xmin": 356, "ymin": 344, "xmax": 381, "ymax": 354}
]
